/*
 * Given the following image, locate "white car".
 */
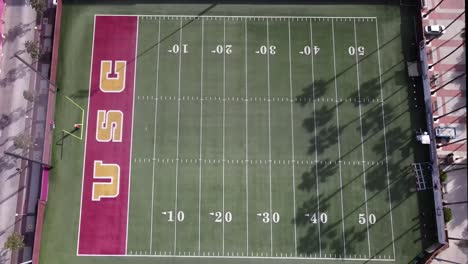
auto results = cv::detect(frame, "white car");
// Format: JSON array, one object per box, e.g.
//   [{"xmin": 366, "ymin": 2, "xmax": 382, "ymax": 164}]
[{"xmin": 424, "ymin": 25, "xmax": 445, "ymax": 35}]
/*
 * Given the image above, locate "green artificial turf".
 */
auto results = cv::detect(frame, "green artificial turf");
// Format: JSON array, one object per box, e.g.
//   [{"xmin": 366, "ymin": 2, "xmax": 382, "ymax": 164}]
[{"xmin": 40, "ymin": 2, "xmax": 435, "ymax": 264}]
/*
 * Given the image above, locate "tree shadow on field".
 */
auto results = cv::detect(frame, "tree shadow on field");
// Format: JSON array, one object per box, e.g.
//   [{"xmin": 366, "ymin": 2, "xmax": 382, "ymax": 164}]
[{"xmin": 295, "ymin": 80, "xmax": 328, "ymax": 107}]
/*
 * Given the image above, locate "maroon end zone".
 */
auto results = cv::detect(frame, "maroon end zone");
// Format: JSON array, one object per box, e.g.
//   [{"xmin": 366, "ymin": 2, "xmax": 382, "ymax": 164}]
[{"xmin": 77, "ymin": 15, "xmax": 138, "ymax": 255}]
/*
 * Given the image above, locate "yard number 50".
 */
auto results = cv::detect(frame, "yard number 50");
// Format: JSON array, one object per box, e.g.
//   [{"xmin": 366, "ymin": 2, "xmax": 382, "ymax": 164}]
[
  {"xmin": 348, "ymin": 46, "xmax": 365, "ymax": 56},
  {"xmin": 358, "ymin": 213, "xmax": 376, "ymax": 224}
]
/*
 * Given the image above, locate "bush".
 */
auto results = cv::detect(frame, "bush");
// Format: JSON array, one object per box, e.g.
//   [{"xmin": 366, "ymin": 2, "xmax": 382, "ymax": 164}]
[
  {"xmin": 0, "ymin": 114, "xmax": 11, "ymax": 129},
  {"xmin": 30, "ymin": 0, "xmax": 47, "ymax": 14},
  {"xmin": 23, "ymin": 90, "xmax": 36, "ymax": 102},
  {"xmin": 13, "ymin": 134, "xmax": 34, "ymax": 150},
  {"xmin": 443, "ymin": 207, "xmax": 453, "ymax": 223},
  {"xmin": 24, "ymin": 40, "xmax": 41, "ymax": 60},
  {"xmin": 439, "ymin": 169, "xmax": 448, "ymax": 183},
  {"xmin": 4, "ymin": 232, "xmax": 25, "ymax": 251}
]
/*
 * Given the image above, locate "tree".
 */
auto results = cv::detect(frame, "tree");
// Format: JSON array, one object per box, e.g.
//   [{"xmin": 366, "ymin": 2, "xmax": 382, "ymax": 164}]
[
  {"xmin": 23, "ymin": 90, "xmax": 37, "ymax": 102},
  {"xmin": 24, "ymin": 40, "xmax": 41, "ymax": 60},
  {"xmin": 443, "ymin": 207, "xmax": 453, "ymax": 223},
  {"xmin": 29, "ymin": 0, "xmax": 47, "ymax": 14},
  {"xmin": 4, "ymin": 232, "xmax": 25, "ymax": 251},
  {"xmin": 439, "ymin": 169, "xmax": 448, "ymax": 182},
  {"xmin": 13, "ymin": 134, "xmax": 34, "ymax": 150}
]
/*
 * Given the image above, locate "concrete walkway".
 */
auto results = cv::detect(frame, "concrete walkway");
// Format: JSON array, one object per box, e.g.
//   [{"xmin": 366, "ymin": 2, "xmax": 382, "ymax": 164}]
[
  {"xmin": 0, "ymin": 0, "xmax": 37, "ymax": 263},
  {"xmin": 423, "ymin": 0, "xmax": 467, "ymax": 263}
]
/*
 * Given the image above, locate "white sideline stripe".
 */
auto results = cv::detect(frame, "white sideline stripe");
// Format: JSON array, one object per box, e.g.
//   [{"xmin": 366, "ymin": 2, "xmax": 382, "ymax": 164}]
[
  {"xmin": 149, "ymin": 17, "xmax": 161, "ymax": 253},
  {"xmin": 244, "ymin": 18, "xmax": 249, "ymax": 255},
  {"xmin": 173, "ymin": 19, "xmax": 183, "ymax": 253},
  {"xmin": 375, "ymin": 18, "xmax": 396, "ymax": 259},
  {"xmin": 266, "ymin": 19, "xmax": 274, "ymax": 256},
  {"xmin": 331, "ymin": 19, "xmax": 347, "ymax": 257},
  {"xmin": 125, "ymin": 16, "xmax": 139, "ymax": 254},
  {"xmin": 353, "ymin": 18, "xmax": 371, "ymax": 257},
  {"xmin": 76, "ymin": 15, "xmax": 97, "ymax": 256},
  {"xmin": 222, "ymin": 17, "xmax": 226, "ymax": 254},
  {"xmin": 77, "ymin": 253, "xmax": 395, "ymax": 261},
  {"xmin": 309, "ymin": 18, "xmax": 322, "ymax": 257},
  {"xmin": 287, "ymin": 20, "xmax": 298, "ymax": 255},
  {"xmin": 197, "ymin": 17, "xmax": 204, "ymax": 255},
  {"xmin": 98, "ymin": 14, "xmax": 377, "ymax": 20}
]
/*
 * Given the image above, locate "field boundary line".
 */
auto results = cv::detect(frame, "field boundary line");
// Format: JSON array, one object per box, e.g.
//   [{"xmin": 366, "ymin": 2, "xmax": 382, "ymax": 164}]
[
  {"xmin": 222, "ymin": 17, "xmax": 226, "ymax": 254},
  {"xmin": 266, "ymin": 18, "xmax": 273, "ymax": 256},
  {"xmin": 78, "ymin": 254, "xmax": 395, "ymax": 261},
  {"xmin": 149, "ymin": 17, "xmax": 161, "ymax": 253},
  {"xmin": 198, "ymin": 17, "xmax": 204, "ymax": 255},
  {"xmin": 287, "ymin": 19, "xmax": 298, "ymax": 256},
  {"xmin": 244, "ymin": 18, "xmax": 249, "ymax": 254},
  {"xmin": 309, "ymin": 18, "xmax": 322, "ymax": 257},
  {"xmin": 126, "ymin": 15, "xmax": 139, "ymax": 254},
  {"xmin": 331, "ymin": 19, "xmax": 347, "ymax": 257},
  {"xmin": 97, "ymin": 14, "xmax": 377, "ymax": 20},
  {"xmin": 375, "ymin": 17, "xmax": 396, "ymax": 259},
  {"xmin": 353, "ymin": 18, "xmax": 372, "ymax": 257},
  {"xmin": 173, "ymin": 18, "xmax": 183, "ymax": 253},
  {"xmin": 76, "ymin": 14, "xmax": 97, "ymax": 256}
]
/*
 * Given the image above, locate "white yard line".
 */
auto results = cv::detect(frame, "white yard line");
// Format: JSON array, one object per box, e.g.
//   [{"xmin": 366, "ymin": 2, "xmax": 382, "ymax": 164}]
[
  {"xmin": 352, "ymin": 18, "xmax": 372, "ymax": 258},
  {"xmin": 375, "ymin": 18, "xmax": 396, "ymax": 259},
  {"xmin": 173, "ymin": 18, "xmax": 183, "ymax": 253},
  {"xmin": 149, "ymin": 17, "xmax": 161, "ymax": 253},
  {"xmin": 222, "ymin": 17, "xmax": 226, "ymax": 255},
  {"xmin": 331, "ymin": 19, "xmax": 347, "ymax": 257},
  {"xmin": 244, "ymin": 18, "xmax": 250, "ymax": 255},
  {"xmin": 76, "ymin": 15, "xmax": 97, "ymax": 256},
  {"xmin": 125, "ymin": 16, "xmax": 139, "ymax": 254},
  {"xmin": 287, "ymin": 19, "xmax": 298, "ymax": 256},
  {"xmin": 198, "ymin": 17, "xmax": 205, "ymax": 255},
  {"xmin": 309, "ymin": 18, "xmax": 322, "ymax": 257},
  {"xmin": 266, "ymin": 18, "xmax": 273, "ymax": 256}
]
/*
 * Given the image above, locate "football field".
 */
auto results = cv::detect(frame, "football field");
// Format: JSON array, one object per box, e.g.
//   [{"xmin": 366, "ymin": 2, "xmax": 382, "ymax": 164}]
[
  {"xmin": 121, "ymin": 14, "xmax": 395, "ymax": 260},
  {"xmin": 40, "ymin": 2, "xmax": 432, "ymax": 264}
]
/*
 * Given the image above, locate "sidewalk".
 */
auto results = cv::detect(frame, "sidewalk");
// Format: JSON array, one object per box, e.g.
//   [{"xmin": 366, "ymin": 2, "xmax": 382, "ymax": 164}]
[
  {"xmin": 422, "ymin": 0, "xmax": 467, "ymax": 263},
  {"xmin": 0, "ymin": 0, "xmax": 47, "ymax": 263}
]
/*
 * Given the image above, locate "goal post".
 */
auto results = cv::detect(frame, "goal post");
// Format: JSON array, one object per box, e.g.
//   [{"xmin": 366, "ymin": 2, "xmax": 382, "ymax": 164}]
[{"xmin": 61, "ymin": 95, "xmax": 85, "ymax": 140}]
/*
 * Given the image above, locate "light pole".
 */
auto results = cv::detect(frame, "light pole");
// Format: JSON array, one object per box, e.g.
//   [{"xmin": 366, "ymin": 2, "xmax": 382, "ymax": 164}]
[
  {"xmin": 431, "ymin": 72, "xmax": 466, "ymax": 94},
  {"xmin": 437, "ymin": 137, "xmax": 467, "ymax": 149},
  {"xmin": 433, "ymin": 105, "xmax": 466, "ymax": 121},
  {"xmin": 423, "ymin": 0, "xmax": 446, "ymax": 18},
  {"xmin": 13, "ymin": 53, "xmax": 58, "ymax": 93},
  {"xmin": 429, "ymin": 42, "xmax": 465, "ymax": 69}
]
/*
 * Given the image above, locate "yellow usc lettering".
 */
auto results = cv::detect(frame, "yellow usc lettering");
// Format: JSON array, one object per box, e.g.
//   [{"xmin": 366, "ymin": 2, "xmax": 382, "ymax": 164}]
[
  {"xmin": 96, "ymin": 110, "xmax": 123, "ymax": 142},
  {"xmin": 100, "ymin": 60, "xmax": 126, "ymax": 93},
  {"xmin": 92, "ymin": 161, "xmax": 120, "ymax": 201}
]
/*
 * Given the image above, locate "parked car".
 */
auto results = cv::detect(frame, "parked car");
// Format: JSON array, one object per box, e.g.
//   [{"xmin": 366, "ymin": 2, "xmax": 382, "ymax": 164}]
[{"xmin": 424, "ymin": 25, "xmax": 445, "ymax": 35}]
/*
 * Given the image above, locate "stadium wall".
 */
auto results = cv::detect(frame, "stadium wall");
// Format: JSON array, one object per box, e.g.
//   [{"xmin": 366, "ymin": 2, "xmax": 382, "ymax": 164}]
[{"xmin": 32, "ymin": 0, "xmax": 63, "ymax": 263}]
